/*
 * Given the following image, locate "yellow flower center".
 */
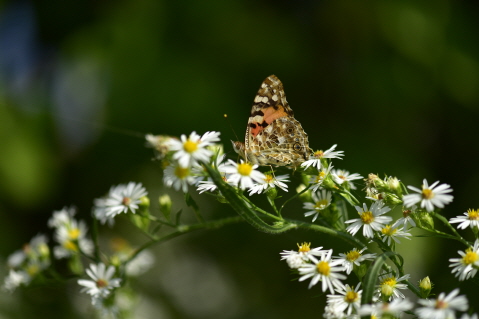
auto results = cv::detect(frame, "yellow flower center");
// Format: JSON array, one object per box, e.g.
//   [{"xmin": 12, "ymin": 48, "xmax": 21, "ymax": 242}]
[
  {"xmin": 297, "ymin": 242, "xmax": 311, "ymax": 253},
  {"xmin": 467, "ymin": 209, "xmax": 479, "ymax": 220},
  {"xmin": 462, "ymin": 249, "xmax": 479, "ymax": 265},
  {"xmin": 380, "ymin": 276, "xmax": 397, "ymax": 287},
  {"xmin": 237, "ymin": 163, "xmax": 253, "ymax": 176},
  {"xmin": 317, "ymin": 261, "xmax": 330, "ymax": 275},
  {"xmin": 381, "ymin": 225, "xmax": 397, "ymax": 236},
  {"xmin": 314, "ymin": 199, "xmax": 329, "ymax": 210},
  {"xmin": 314, "ymin": 150, "xmax": 324, "ymax": 158},
  {"xmin": 346, "ymin": 249, "xmax": 361, "ymax": 262},
  {"xmin": 315, "ymin": 171, "xmax": 326, "ymax": 183},
  {"xmin": 435, "ymin": 300, "xmax": 448, "ymax": 309},
  {"xmin": 63, "ymin": 240, "xmax": 79, "ymax": 252},
  {"xmin": 422, "ymin": 188, "xmax": 434, "ymax": 200},
  {"xmin": 174, "ymin": 166, "xmax": 190, "ymax": 179},
  {"xmin": 360, "ymin": 211, "xmax": 374, "ymax": 224},
  {"xmin": 264, "ymin": 174, "xmax": 274, "ymax": 183},
  {"xmin": 26, "ymin": 264, "xmax": 40, "ymax": 276},
  {"xmin": 96, "ymin": 279, "xmax": 108, "ymax": 288},
  {"xmin": 183, "ymin": 139, "xmax": 198, "ymax": 153},
  {"xmin": 344, "ymin": 290, "xmax": 359, "ymax": 303},
  {"xmin": 68, "ymin": 228, "xmax": 81, "ymax": 240},
  {"xmin": 122, "ymin": 196, "xmax": 132, "ymax": 206}
]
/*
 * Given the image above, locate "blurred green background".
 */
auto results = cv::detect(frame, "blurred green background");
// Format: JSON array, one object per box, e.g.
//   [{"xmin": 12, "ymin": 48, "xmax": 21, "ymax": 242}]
[{"xmin": 1, "ymin": 0, "xmax": 479, "ymax": 318}]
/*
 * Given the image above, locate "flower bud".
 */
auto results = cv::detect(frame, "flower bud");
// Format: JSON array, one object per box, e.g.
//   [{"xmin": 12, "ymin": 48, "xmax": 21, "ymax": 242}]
[
  {"xmin": 419, "ymin": 276, "xmax": 432, "ymax": 298},
  {"xmin": 266, "ymin": 187, "xmax": 278, "ymax": 200},
  {"xmin": 415, "ymin": 211, "xmax": 435, "ymax": 230},
  {"xmin": 296, "ymin": 184, "xmax": 312, "ymax": 202},
  {"xmin": 159, "ymin": 194, "xmax": 172, "ymax": 220}
]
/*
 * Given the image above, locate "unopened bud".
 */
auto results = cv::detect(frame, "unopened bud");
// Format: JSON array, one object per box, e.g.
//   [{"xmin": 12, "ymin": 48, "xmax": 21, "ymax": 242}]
[{"xmin": 419, "ymin": 276, "xmax": 432, "ymax": 298}]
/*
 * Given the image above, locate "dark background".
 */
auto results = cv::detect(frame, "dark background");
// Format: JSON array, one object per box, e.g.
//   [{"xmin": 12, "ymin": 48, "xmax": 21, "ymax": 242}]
[{"xmin": 1, "ymin": 0, "xmax": 478, "ymax": 318}]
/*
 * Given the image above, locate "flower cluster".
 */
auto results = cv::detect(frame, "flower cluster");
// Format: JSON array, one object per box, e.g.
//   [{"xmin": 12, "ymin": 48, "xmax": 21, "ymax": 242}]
[
  {"xmin": 3, "ymin": 234, "xmax": 50, "ymax": 292},
  {"xmin": 48, "ymin": 206, "xmax": 94, "ymax": 259}
]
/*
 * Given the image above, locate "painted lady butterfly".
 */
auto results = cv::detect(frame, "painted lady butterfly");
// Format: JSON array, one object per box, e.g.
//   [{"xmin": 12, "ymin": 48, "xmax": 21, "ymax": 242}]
[{"xmin": 233, "ymin": 75, "xmax": 310, "ymax": 168}]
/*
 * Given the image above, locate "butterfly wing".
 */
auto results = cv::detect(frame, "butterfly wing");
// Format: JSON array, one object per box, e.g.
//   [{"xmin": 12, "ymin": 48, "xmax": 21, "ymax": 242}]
[{"xmin": 241, "ymin": 75, "xmax": 310, "ymax": 167}]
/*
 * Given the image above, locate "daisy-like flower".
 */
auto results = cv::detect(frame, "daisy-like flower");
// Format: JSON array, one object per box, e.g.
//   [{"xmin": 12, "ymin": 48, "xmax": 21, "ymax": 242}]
[
  {"xmin": 331, "ymin": 169, "xmax": 363, "ymax": 190},
  {"xmin": 222, "ymin": 159, "xmax": 265, "ymax": 190},
  {"xmin": 301, "ymin": 144, "xmax": 344, "ymax": 170},
  {"xmin": 345, "ymin": 201, "xmax": 392, "ymax": 238},
  {"xmin": 309, "ymin": 164, "xmax": 333, "ymax": 192},
  {"xmin": 335, "ymin": 247, "xmax": 376, "ymax": 275},
  {"xmin": 298, "ymin": 250, "xmax": 346, "ymax": 293},
  {"xmin": 327, "ymin": 284, "xmax": 362, "ymax": 316},
  {"xmin": 415, "ymin": 289, "xmax": 468, "ymax": 319},
  {"xmin": 78, "ymin": 263, "xmax": 122, "ymax": 301},
  {"xmin": 280, "ymin": 242, "xmax": 325, "ymax": 268},
  {"xmin": 380, "ymin": 224, "xmax": 412, "ymax": 246},
  {"xmin": 450, "ymin": 209, "xmax": 479, "ymax": 230},
  {"xmin": 52, "ymin": 219, "xmax": 94, "ymax": 259},
  {"xmin": 393, "ymin": 208, "xmax": 417, "ymax": 230},
  {"xmin": 360, "ymin": 298, "xmax": 414, "ymax": 318},
  {"xmin": 303, "ymin": 189, "xmax": 332, "ymax": 222},
  {"xmin": 376, "ymin": 273, "xmax": 410, "ymax": 301},
  {"xmin": 168, "ymin": 131, "xmax": 220, "ymax": 168},
  {"xmin": 163, "ymin": 163, "xmax": 196, "ymax": 193},
  {"xmin": 403, "ymin": 179, "xmax": 453, "ymax": 212},
  {"xmin": 248, "ymin": 173, "xmax": 289, "ymax": 195},
  {"xmin": 48, "ymin": 206, "xmax": 77, "ymax": 228},
  {"xmin": 449, "ymin": 239, "xmax": 479, "ymax": 281},
  {"xmin": 145, "ymin": 134, "xmax": 178, "ymax": 160}
]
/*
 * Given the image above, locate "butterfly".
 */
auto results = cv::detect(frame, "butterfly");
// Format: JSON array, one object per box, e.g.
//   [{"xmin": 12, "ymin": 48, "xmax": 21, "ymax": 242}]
[{"xmin": 232, "ymin": 75, "xmax": 310, "ymax": 168}]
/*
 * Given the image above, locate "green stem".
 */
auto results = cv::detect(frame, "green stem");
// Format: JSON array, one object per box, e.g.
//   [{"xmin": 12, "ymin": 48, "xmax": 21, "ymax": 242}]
[
  {"xmin": 285, "ymin": 218, "xmax": 366, "ymax": 248},
  {"xmin": 127, "ymin": 216, "xmax": 243, "ymax": 263},
  {"xmin": 432, "ymin": 212, "xmax": 471, "ymax": 246}
]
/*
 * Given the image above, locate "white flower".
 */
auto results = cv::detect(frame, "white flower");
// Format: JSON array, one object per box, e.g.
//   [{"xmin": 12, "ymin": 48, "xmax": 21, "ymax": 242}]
[
  {"xmin": 323, "ymin": 303, "xmax": 346, "ymax": 319},
  {"xmin": 163, "ymin": 163, "xmax": 196, "ymax": 193},
  {"xmin": 52, "ymin": 219, "xmax": 94, "ymax": 259},
  {"xmin": 345, "ymin": 201, "xmax": 392, "ymax": 238},
  {"xmin": 403, "ymin": 179, "xmax": 453, "ymax": 212},
  {"xmin": 380, "ymin": 224, "xmax": 412, "ymax": 246},
  {"xmin": 450, "ymin": 209, "xmax": 479, "ymax": 230},
  {"xmin": 301, "ymin": 144, "xmax": 344, "ymax": 170},
  {"xmin": 3, "ymin": 270, "xmax": 30, "ymax": 292},
  {"xmin": 461, "ymin": 314, "xmax": 478, "ymax": 319},
  {"xmin": 449, "ymin": 239, "xmax": 479, "ymax": 281},
  {"xmin": 416, "ymin": 289, "xmax": 468, "ymax": 319},
  {"xmin": 303, "ymin": 189, "xmax": 332, "ymax": 222},
  {"xmin": 309, "ymin": 165, "xmax": 333, "ymax": 192},
  {"xmin": 298, "ymin": 250, "xmax": 346, "ymax": 293},
  {"xmin": 331, "ymin": 169, "xmax": 363, "ymax": 190},
  {"xmin": 107, "ymin": 182, "xmax": 147, "ymax": 217},
  {"xmin": 327, "ymin": 284, "xmax": 362, "ymax": 316},
  {"xmin": 78, "ymin": 263, "xmax": 122, "ymax": 301},
  {"xmin": 393, "ymin": 208, "xmax": 417, "ymax": 230},
  {"xmin": 48, "ymin": 206, "xmax": 76, "ymax": 228},
  {"xmin": 360, "ymin": 298, "xmax": 414, "ymax": 318},
  {"xmin": 335, "ymin": 247, "xmax": 376, "ymax": 275},
  {"xmin": 222, "ymin": 160, "xmax": 265, "ymax": 190},
  {"xmin": 248, "ymin": 173, "xmax": 289, "ymax": 195},
  {"xmin": 168, "ymin": 131, "xmax": 220, "ymax": 167},
  {"xmin": 376, "ymin": 273, "xmax": 410, "ymax": 301},
  {"xmin": 196, "ymin": 180, "xmax": 219, "ymax": 194},
  {"xmin": 280, "ymin": 242, "xmax": 325, "ymax": 268}
]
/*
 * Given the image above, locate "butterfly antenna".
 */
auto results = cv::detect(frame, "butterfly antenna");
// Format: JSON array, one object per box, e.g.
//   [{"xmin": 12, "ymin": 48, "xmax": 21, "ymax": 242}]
[
  {"xmin": 224, "ymin": 114, "xmax": 241, "ymax": 142},
  {"xmin": 56, "ymin": 115, "xmax": 145, "ymax": 139}
]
